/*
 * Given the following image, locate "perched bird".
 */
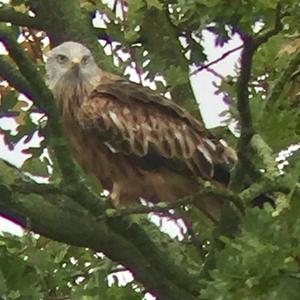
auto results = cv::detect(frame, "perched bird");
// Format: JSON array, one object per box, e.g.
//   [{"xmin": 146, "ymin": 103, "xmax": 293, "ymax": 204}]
[{"xmin": 45, "ymin": 41, "xmax": 237, "ymax": 221}]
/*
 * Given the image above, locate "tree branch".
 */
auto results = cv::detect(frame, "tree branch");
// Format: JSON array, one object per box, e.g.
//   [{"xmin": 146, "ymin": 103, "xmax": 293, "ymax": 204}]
[
  {"xmin": 202, "ymin": 6, "xmax": 285, "ymax": 279},
  {"xmin": 106, "ymin": 180, "xmax": 244, "ymax": 218},
  {"xmin": 250, "ymin": 134, "xmax": 279, "ymax": 177},
  {"xmin": 253, "ymin": 3, "xmax": 283, "ymax": 48},
  {"xmin": 178, "ymin": 208, "xmax": 208, "ymax": 257},
  {"xmin": 0, "ymin": 155, "xmax": 201, "ymax": 300},
  {"xmin": 231, "ymin": 4, "xmax": 284, "ymax": 190},
  {"xmin": 0, "ymin": 26, "xmax": 82, "ymax": 187},
  {"xmin": 235, "ymin": 35, "xmax": 256, "ymax": 166},
  {"xmin": 239, "ymin": 177, "xmax": 290, "ymax": 204},
  {"xmin": 0, "ymin": 183, "xmax": 197, "ymax": 300},
  {"xmin": 0, "ymin": 159, "xmax": 200, "ymax": 299},
  {"xmin": 190, "ymin": 44, "xmax": 243, "ymax": 76},
  {"xmin": 0, "ymin": 55, "xmax": 38, "ymax": 100},
  {"xmin": 0, "ymin": 5, "xmax": 43, "ymax": 30}
]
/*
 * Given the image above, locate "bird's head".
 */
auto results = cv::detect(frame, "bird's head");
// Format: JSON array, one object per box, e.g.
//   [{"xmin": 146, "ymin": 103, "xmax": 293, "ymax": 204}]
[{"xmin": 45, "ymin": 41, "xmax": 100, "ymax": 92}]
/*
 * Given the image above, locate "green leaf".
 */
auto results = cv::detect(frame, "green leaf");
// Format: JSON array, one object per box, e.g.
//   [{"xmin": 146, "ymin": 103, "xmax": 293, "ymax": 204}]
[
  {"xmin": 8, "ymin": 290, "xmax": 20, "ymax": 299},
  {"xmin": 0, "ymin": 90, "xmax": 18, "ymax": 113},
  {"xmin": 145, "ymin": 0, "xmax": 163, "ymax": 10},
  {"xmin": 0, "ymin": 159, "xmax": 18, "ymax": 185},
  {"xmin": 165, "ymin": 65, "xmax": 189, "ymax": 86},
  {"xmin": 21, "ymin": 157, "xmax": 49, "ymax": 177},
  {"xmin": 0, "ymin": 270, "xmax": 8, "ymax": 295}
]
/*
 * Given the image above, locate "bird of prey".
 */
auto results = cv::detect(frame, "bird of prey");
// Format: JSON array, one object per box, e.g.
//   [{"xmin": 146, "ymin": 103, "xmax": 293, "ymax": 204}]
[{"xmin": 45, "ymin": 41, "xmax": 237, "ymax": 221}]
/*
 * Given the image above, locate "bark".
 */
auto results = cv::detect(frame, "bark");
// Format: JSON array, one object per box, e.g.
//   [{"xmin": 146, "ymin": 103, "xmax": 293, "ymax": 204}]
[{"xmin": 0, "ymin": 154, "xmax": 202, "ymax": 299}]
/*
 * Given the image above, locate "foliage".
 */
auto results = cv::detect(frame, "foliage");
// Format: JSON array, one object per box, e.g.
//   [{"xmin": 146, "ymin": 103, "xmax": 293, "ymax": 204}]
[
  {"xmin": 202, "ymin": 205, "xmax": 300, "ymax": 300},
  {"xmin": 0, "ymin": 232, "xmax": 142, "ymax": 299},
  {"xmin": 0, "ymin": 0, "xmax": 300, "ymax": 299}
]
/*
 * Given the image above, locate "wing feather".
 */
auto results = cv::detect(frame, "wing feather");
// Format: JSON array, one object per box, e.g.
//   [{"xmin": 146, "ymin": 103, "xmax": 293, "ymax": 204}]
[{"xmin": 77, "ymin": 80, "xmax": 235, "ymax": 178}]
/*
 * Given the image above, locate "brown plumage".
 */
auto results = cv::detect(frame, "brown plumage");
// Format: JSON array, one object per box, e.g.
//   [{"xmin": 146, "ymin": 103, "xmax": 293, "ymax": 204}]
[{"xmin": 46, "ymin": 41, "xmax": 237, "ymax": 221}]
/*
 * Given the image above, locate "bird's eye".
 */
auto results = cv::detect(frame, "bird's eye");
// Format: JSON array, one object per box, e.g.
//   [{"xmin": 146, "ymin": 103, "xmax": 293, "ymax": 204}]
[
  {"xmin": 56, "ymin": 54, "xmax": 69, "ymax": 64},
  {"xmin": 81, "ymin": 55, "xmax": 91, "ymax": 65}
]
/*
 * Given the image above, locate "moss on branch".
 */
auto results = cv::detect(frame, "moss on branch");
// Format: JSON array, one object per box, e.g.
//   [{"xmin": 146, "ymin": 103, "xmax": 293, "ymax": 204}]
[
  {"xmin": 0, "ymin": 55, "xmax": 38, "ymax": 100},
  {"xmin": 0, "ymin": 171, "xmax": 199, "ymax": 300},
  {"xmin": 251, "ymin": 134, "xmax": 279, "ymax": 177},
  {"xmin": 239, "ymin": 177, "xmax": 290, "ymax": 204},
  {"xmin": 0, "ymin": 188, "xmax": 195, "ymax": 300},
  {"xmin": 0, "ymin": 26, "xmax": 82, "ymax": 187},
  {"xmin": 1, "ymin": 154, "xmax": 201, "ymax": 298},
  {"xmin": 232, "ymin": 6, "xmax": 284, "ymax": 190}
]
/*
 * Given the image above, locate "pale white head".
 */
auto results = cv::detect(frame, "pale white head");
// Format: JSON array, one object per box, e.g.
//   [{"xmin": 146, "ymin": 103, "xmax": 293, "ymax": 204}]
[{"xmin": 45, "ymin": 41, "xmax": 101, "ymax": 92}]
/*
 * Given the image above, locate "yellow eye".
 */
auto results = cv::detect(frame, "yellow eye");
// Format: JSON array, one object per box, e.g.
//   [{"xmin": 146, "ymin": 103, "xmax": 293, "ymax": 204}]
[
  {"xmin": 81, "ymin": 55, "xmax": 91, "ymax": 65},
  {"xmin": 56, "ymin": 54, "xmax": 69, "ymax": 64}
]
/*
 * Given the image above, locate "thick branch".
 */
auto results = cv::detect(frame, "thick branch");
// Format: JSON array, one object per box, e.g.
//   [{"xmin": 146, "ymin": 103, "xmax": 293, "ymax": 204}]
[
  {"xmin": 0, "ymin": 26, "xmax": 81, "ymax": 186},
  {"xmin": 1, "ymin": 157, "xmax": 201, "ymax": 298},
  {"xmin": 233, "ymin": 4, "xmax": 284, "ymax": 189},
  {"xmin": 251, "ymin": 134, "xmax": 279, "ymax": 177},
  {"xmin": 0, "ymin": 155, "xmax": 200, "ymax": 299},
  {"xmin": 240, "ymin": 177, "xmax": 290, "ymax": 204},
  {"xmin": 236, "ymin": 35, "xmax": 255, "ymax": 160},
  {"xmin": 0, "ymin": 55, "xmax": 38, "ymax": 100},
  {"xmin": 0, "ymin": 184, "xmax": 197, "ymax": 300},
  {"xmin": 0, "ymin": 5, "xmax": 43, "ymax": 29},
  {"xmin": 202, "ymin": 7, "xmax": 285, "ymax": 277}
]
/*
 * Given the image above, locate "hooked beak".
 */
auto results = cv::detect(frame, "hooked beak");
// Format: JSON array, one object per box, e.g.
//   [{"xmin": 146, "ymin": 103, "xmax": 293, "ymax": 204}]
[{"xmin": 70, "ymin": 58, "xmax": 80, "ymax": 76}]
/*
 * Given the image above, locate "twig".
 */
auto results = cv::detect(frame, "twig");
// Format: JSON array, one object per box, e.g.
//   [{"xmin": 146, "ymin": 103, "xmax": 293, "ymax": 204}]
[
  {"xmin": 105, "ymin": 180, "xmax": 244, "ymax": 218},
  {"xmin": 93, "ymin": 28, "xmax": 113, "ymax": 43},
  {"xmin": 43, "ymin": 297, "xmax": 70, "ymax": 300},
  {"xmin": 190, "ymin": 45, "xmax": 243, "ymax": 76},
  {"xmin": 206, "ymin": 67, "xmax": 225, "ymax": 81},
  {"xmin": 106, "ymin": 204, "xmax": 176, "ymax": 217},
  {"xmin": 110, "ymin": 266, "xmax": 129, "ymax": 274},
  {"xmin": 253, "ymin": 3, "xmax": 283, "ymax": 48},
  {"xmin": 239, "ymin": 177, "xmax": 290, "ymax": 204}
]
